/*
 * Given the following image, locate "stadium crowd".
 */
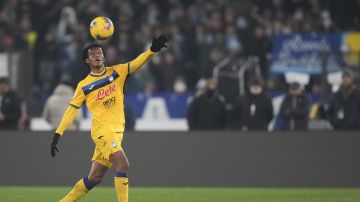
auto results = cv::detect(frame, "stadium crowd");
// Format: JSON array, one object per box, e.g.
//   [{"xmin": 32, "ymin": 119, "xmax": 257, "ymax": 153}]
[{"xmin": 0, "ymin": 0, "xmax": 359, "ymax": 130}]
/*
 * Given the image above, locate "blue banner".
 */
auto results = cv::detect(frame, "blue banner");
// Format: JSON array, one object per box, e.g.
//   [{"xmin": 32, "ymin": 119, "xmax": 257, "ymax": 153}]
[
  {"xmin": 125, "ymin": 92, "xmax": 193, "ymax": 118},
  {"xmin": 270, "ymin": 34, "xmax": 341, "ymax": 74}
]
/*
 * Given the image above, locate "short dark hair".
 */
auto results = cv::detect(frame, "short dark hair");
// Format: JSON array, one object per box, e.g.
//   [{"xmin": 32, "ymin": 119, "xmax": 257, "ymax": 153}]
[
  {"xmin": 343, "ymin": 69, "xmax": 353, "ymax": 78},
  {"xmin": 82, "ymin": 44, "xmax": 105, "ymax": 65},
  {"xmin": 248, "ymin": 78, "xmax": 263, "ymax": 87},
  {"xmin": 0, "ymin": 77, "xmax": 9, "ymax": 85}
]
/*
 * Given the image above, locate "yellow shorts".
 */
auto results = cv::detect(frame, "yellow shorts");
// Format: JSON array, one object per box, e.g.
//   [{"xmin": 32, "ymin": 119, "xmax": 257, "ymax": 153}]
[{"xmin": 91, "ymin": 126, "xmax": 124, "ymax": 168}]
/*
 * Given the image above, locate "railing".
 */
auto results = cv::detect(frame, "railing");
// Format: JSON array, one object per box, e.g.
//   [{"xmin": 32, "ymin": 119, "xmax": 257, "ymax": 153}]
[{"xmin": 212, "ymin": 55, "xmax": 262, "ymax": 102}]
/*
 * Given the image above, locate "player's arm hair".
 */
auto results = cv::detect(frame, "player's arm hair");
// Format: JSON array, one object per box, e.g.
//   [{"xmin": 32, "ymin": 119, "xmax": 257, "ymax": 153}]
[
  {"xmin": 128, "ymin": 49, "xmax": 154, "ymax": 74},
  {"xmin": 55, "ymin": 105, "xmax": 80, "ymax": 135}
]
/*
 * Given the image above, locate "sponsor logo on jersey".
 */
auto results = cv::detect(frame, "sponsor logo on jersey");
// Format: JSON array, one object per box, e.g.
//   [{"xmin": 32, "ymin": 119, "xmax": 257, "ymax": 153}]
[
  {"xmin": 97, "ymin": 84, "xmax": 116, "ymax": 101},
  {"xmin": 103, "ymin": 97, "xmax": 116, "ymax": 109}
]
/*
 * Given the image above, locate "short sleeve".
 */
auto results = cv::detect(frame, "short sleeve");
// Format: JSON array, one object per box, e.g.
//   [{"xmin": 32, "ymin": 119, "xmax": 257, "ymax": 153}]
[
  {"xmin": 69, "ymin": 84, "xmax": 86, "ymax": 108},
  {"xmin": 112, "ymin": 63, "xmax": 129, "ymax": 77}
]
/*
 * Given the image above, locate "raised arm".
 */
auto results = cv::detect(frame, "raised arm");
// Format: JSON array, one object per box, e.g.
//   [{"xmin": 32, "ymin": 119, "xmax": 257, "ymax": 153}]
[
  {"xmin": 128, "ymin": 35, "xmax": 169, "ymax": 74},
  {"xmin": 128, "ymin": 49, "xmax": 155, "ymax": 74}
]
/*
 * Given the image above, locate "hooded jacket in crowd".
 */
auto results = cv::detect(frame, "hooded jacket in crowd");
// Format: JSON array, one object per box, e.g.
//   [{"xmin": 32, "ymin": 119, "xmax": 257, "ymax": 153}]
[
  {"xmin": 187, "ymin": 91, "xmax": 227, "ymax": 130},
  {"xmin": 328, "ymin": 83, "xmax": 360, "ymax": 130},
  {"xmin": 0, "ymin": 90, "xmax": 21, "ymax": 129},
  {"xmin": 42, "ymin": 84, "xmax": 80, "ymax": 130},
  {"xmin": 278, "ymin": 92, "xmax": 311, "ymax": 130},
  {"xmin": 233, "ymin": 93, "xmax": 273, "ymax": 130}
]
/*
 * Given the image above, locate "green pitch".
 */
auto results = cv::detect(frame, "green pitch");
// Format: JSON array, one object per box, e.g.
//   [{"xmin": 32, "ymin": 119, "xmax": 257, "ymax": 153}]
[{"xmin": 1, "ymin": 187, "xmax": 360, "ymax": 202}]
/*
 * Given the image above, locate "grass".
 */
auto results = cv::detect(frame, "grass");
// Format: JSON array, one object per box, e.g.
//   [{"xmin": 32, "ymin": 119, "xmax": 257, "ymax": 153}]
[{"xmin": 0, "ymin": 187, "xmax": 360, "ymax": 202}]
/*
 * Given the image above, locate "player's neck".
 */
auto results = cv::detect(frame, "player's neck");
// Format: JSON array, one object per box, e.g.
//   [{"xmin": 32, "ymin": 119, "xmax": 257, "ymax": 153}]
[{"xmin": 90, "ymin": 66, "xmax": 105, "ymax": 74}]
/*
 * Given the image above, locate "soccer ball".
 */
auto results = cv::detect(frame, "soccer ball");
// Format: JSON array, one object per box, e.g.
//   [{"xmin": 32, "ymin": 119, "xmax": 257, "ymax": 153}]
[{"xmin": 89, "ymin": 16, "xmax": 114, "ymax": 40}]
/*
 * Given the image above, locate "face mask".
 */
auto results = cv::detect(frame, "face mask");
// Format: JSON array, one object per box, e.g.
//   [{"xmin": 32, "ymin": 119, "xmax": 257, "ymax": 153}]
[
  {"xmin": 207, "ymin": 89, "xmax": 215, "ymax": 98},
  {"xmin": 250, "ymin": 86, "xmax": 262, "ymax": 95}
]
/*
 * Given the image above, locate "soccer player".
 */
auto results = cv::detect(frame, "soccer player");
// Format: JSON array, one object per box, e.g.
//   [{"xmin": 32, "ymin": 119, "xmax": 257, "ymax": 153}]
[{"xmin": 50, "ymin": 35, "xmax": 168, "ymax": 202}]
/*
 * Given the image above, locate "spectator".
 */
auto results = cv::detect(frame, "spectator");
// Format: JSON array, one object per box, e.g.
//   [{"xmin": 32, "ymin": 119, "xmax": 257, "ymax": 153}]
[
  {"xmin": 42, "ymin": 82, "xmax": 80, "ymax": 130},
  {"xmin": 328, "ymin": 70, "xmax": 360, "ymax": 130},
  {"xmin": 124, "ymin": 102, "xmax": 136, "ymax": 131},
  {"xmin": 246, "ymin": 26, "xmax": 271, "ymax": 80},
  {"xmin": 278, "ymin": 82, "xmax": 311, "ymax": 131},
  {"xmin": 232, "ymin": 79, "xmax": 273, "ymax": 130},
  {"xmin": 0, "ymin": 77, "xmax": 21, "ymax": 130},
  {"xmin": 56, "ymin": 6, "xmax": 79, "ymax": 78},
  {"xmin": 150, "ymin": 51, "xmax": 179, "ymax": 92},
  {"xmin": 187, "ymin": 80, "xmax": 227, "ymax": 130},
  {"xmin": 1, "ymin": 0, "xmax": 360, "ymax": 117}
]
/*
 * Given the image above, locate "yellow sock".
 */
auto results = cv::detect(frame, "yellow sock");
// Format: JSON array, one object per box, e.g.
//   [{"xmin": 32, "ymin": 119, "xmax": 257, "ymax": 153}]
[
  {"xmin": 114, "ymin": 172, "xmax": 128, "ymax": 202},
  {"xmin": 60, "ymin": 177, "xmax": 94, "ymax": 202}
]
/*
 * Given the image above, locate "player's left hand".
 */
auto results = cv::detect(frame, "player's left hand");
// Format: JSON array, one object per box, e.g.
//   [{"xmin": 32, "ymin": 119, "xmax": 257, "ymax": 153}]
[
  {"xmin": 51, "ymin": 133, "xmax": 60, "ymax": 157},
  {"xmin": 150, "ymin": 35, "xmax": 169, "ymax": 52}
]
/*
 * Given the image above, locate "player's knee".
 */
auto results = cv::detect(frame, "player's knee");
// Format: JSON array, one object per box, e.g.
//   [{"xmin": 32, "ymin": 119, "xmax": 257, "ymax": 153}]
[
  {"xmin": 116, "ymin": 160, "xmax": 130, "ymax": 172},
  {"xmin": 125, "ymin": 160, "xmax": 130, "ymax": 170},
  {"xmin": 124, "ymin": 160, "xmax": 130, "ymax": 171}
]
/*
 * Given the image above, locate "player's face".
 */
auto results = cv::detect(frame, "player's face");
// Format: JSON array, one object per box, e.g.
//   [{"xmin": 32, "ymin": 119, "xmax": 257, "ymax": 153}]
[{"xmin": 86, "ymin": 47, "xmax": 105, "ymax": 68}]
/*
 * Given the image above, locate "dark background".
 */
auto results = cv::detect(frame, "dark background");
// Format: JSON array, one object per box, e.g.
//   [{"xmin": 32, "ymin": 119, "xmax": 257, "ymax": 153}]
[{"xmin": 0, "ymin": 131, "xmax": 359, "ymax": 187}]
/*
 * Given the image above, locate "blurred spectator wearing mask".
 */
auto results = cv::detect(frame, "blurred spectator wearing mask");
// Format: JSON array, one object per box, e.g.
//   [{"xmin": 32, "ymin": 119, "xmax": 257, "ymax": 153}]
[
  {"xmin": 42, "ymin": 80, "xmax": 80, "ymax": 130},
  {"xmin": 278, "ymin": 82, "xmax": 311, "ymax": 131},
  {"xmin": 0, "ymin": 77, "xmax": 21, "ymax": 130},
  {"xmin": 232, "ymin": 79, "xmax": 273, "ymax": 130},
  {"xmin": 328, "ymin": 70, "xmax": 360, "ymax": 130},
  {"xmin": 187, "ymin": 80, "xmax": 227, "ymax": 130}
]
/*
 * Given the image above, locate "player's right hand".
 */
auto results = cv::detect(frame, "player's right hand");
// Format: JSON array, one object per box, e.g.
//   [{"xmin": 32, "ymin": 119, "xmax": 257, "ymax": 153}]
[{"xmin": 51, "ymin": 133, "xmax": 60, "ymax": 157}]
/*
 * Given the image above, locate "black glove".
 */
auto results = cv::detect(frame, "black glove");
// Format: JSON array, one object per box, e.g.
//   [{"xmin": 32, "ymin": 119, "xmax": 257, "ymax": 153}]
[
  {"xmin": 150, "ymin": 35, "xmax": 169, "ymax": 52},
  {"xmin": 51, "ymin": 133, "xmax": 60, "ymax": 157}
]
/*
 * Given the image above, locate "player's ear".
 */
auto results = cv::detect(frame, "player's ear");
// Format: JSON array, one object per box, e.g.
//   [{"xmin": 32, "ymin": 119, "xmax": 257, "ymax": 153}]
[{"xmin": 85, "ymin": 58, "xmax": 90, "ymax": 64}]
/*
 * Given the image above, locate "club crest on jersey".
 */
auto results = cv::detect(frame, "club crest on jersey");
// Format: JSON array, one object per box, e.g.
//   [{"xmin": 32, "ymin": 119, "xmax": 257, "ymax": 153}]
[
  {"xmin": 97, "ymin": 84, "xmax": 116, "ymax": 101},
  {"xmin": 111, "ymin": 141, "xmax": 117, "ymax": 148}
]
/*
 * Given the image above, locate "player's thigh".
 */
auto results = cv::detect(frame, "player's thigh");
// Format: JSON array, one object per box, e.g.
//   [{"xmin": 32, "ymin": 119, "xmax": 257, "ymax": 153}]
[
  {"xmin": 110, "ymin": 150, "xmax": 129, "ymax": 171},
  {"xmin": 88, "ymin": 161, "xmax": 109, "ymax": 181}
]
